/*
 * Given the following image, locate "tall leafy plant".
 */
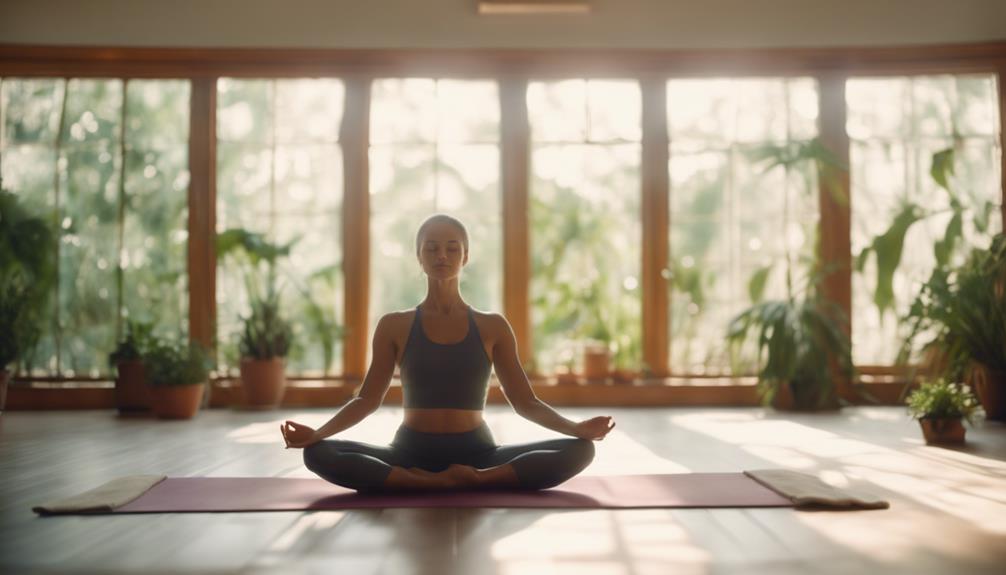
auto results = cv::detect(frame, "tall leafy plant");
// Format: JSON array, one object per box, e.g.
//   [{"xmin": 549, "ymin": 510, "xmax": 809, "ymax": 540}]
[
  {"xmin": 216, "ymin": 228, "xmax": 297, "ymax": 362},
  {"xmin": 0, "ymin": 187, "xmax": 57, "ymax": 373},
  {"xmin": 856, "ymin": 146, "xmax": 999, "ymax": 324},
  {"xmin": 726, "ymin": 139, "xmax": 855, "ymax": 409}
]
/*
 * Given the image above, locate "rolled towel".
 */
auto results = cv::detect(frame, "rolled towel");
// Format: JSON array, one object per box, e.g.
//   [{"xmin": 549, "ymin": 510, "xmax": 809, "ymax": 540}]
[
  {"xmin": 33, "ymin": 475, "xmax": 167, "ymax": 515},
  {"xmin": 744, "ymin": 469, "xmax": 889, "ymax": 510}
]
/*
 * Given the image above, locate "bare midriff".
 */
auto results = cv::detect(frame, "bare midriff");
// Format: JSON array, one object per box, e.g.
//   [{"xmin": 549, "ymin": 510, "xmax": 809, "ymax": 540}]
[{"xmin": 403, "ymin": 408, "xmax": 485, "ymax": 433}]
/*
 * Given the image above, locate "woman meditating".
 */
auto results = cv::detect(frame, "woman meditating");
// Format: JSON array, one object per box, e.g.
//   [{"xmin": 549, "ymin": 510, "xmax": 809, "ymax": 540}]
[{"xmin": 280, "ymin": 214, "xmax": 615, "ymax": 492}]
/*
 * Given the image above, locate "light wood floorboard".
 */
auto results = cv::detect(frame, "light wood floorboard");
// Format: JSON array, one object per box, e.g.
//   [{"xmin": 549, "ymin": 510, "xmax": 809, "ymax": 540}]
[{"xmin": 1, "ymin": 406, "xmax": 1004, "ymax": 574}]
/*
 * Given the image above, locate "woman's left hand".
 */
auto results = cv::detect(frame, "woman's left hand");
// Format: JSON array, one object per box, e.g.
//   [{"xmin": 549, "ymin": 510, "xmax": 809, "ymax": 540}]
[{"xmin": 572, "ymin": 416, "xmax": 616, "ymax": 440}]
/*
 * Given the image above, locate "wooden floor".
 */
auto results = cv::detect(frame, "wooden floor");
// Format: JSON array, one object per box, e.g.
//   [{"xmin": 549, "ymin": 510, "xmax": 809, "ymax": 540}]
[{"xmin": 1, "ymin": 406, "xmax": 1004, "ymax": 575}]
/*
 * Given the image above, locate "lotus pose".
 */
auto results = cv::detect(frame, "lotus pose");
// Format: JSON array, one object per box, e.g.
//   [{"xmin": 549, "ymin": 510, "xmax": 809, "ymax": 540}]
[{"xmin": 280, "ymin": 214, "xmax": 615, "ymax": 492}]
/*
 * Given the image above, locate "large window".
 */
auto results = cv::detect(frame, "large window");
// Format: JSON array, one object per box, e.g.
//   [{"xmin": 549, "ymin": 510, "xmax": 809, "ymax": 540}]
[
  {"xmin": 368, "ymin": 79, "xmax": 502, "ymax": 335},
  {"xmin": 666, "ymin": 78, "xmax": 820, "ymax": 374},
  {"xmin": 528, "ymin": 79, "xmax": 642, "ymax": 375},
  {"xmin": 1, "ymin": 77, "xmax": 190, "ymax": 377},
  {"xmin": 2, "ymin": 48, "xmax": 1003, "ymax": 393},
  {"xmin": 216, "ymin": 78, "xmax": 346, "ymax": 376},
  {"xmin": 849, "ymin": 75, "xmax": 1002, "ymax": 365}
]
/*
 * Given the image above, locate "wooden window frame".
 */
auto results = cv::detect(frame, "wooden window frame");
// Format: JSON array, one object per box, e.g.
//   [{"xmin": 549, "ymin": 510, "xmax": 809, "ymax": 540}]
[{"xmin": 1, "ymin": 44, "xmax": 1004, "ymax": 407}]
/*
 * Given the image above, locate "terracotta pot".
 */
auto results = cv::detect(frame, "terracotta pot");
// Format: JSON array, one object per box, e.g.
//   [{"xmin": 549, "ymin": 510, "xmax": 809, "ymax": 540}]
[
  {"xmin": 769, "ymin": 382, "xmax": 796, "ymax": 410},
  {"xmin": 919, "ymin": 418, "xmax": 966, "ymax": 445},
  {"xmin": 611, "ymin": 369, "xmax": 635, "ymax": 385},
  {"xmin": 972, "ymin": 366, "xmax": 1006, "ymax": 421},
  {"xmin": 239, "ymin": 357, "xmax": 286, "ymax": 408},
  {"xmin": 114, "ymin": 360, "xmax": 151, "ymax": 412},
  {"xmin": 771, "ymin": 380, "xmax": 840, "ymax": 411},
  {"xmin": 555, "ymin": 370, "xmax": 580, "ymax": 386},
  {"xmin": 0, "ymin": 369, "xmax": 8, "ymax": 413},
  {"xmin": 583, "ymin": 345, "xmax": 610, "ymax": 382},
  {"xmin": 151, "ymin": 383, "xmax": 205, "ymax": 420}
]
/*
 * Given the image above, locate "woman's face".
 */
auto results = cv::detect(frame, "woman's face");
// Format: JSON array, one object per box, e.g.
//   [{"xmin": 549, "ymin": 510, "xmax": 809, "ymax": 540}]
[{"xmin": 417, "ymin": 221, "xmax": 468, "ymax": 280}]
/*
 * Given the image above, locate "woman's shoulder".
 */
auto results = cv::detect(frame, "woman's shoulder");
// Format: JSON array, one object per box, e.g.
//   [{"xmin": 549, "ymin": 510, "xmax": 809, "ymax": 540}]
[
  {"xmin": 375, "ymin": 309, "xmax": 418, "ymax": 335},
  {"xmin": 469, "ymin": 307, "xmax": 512, "ymax": 334}
]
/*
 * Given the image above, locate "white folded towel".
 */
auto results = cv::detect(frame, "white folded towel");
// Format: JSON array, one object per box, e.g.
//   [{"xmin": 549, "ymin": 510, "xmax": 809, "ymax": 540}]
[
  {"xmin": 745, "ymin": 469, "xmax": 889, "ymax": 510},
  {"xmin": 33, "ymin": 475, "xmax": 167, "ymax": 515}
]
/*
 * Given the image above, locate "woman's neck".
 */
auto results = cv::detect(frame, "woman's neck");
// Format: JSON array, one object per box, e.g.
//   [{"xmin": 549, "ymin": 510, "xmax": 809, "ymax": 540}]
[{"xmin": 422, "ymin": 279, "xmax": 466, "ymax": 315}]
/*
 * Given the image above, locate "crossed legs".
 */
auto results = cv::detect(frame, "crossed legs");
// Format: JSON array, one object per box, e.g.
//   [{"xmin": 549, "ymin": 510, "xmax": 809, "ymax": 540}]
[{"xmin": 303, "ymin": 436, "xmax": 595, "ymax": 492}]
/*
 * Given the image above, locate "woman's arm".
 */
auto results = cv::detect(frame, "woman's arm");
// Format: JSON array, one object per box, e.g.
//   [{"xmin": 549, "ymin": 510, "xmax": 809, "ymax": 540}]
[
  {"xmin": 491, "ymin": 315, "xmax": 615, "ymax": 440},
  {"xmin": 282, "ymin": 315, "xmax": 398, "ymax": 448}
]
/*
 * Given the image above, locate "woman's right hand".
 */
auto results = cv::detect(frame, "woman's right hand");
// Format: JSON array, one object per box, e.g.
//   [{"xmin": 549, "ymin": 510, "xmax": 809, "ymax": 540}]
[{"xmin": 281, "ymin": 420, "xmax": 321, "ymax": 449}]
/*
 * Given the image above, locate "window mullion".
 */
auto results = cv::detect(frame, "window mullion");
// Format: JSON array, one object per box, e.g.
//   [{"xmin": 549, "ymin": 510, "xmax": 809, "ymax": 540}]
[{"xmin": 641, "ymin": 75, "xmax": 669, "ymax": 377}]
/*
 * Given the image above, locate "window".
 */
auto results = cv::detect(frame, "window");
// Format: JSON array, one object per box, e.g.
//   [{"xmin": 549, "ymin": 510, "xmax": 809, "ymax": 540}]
[
  {"xmin": 369, "ymin": 79, "xmax": 502, "ymax": 335},
  {"xmin": 666, "ymin": 78, "xmax": 820, "ymax": 374},
  {"xmin": 1, "ymin": 77, "xmax": 190, "ymax": 377},
  {"xmin": 848, "ymin": 74, "xmax": 1003, "ymax": 365},
  {"xmin": 216, "ymin": 78, "xmax": 345, "ymax": 375},
  {"xmin": 528, "ymin": 79, "xmax": 642, "ymax": 374}
]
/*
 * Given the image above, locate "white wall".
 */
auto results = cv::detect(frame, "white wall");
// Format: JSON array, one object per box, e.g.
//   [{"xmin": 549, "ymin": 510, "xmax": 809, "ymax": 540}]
[{"xmin": 1, "ymin": 0, "xmax": 1005, "ymax": 50}]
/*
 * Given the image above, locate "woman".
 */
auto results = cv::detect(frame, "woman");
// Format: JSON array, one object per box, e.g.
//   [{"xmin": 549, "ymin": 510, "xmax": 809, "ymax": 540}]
[{"xmin": 280, "ymin": 214, "xmax": 615, "ymax": 492}]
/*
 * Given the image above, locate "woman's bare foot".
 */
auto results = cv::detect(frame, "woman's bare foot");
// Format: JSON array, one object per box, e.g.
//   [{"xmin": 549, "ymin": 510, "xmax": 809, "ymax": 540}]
[
  {"xmin": 445, "ymin": 464, "xmax": 484, "ymax": 489},
  {"xmin": 408, "ymin": 467, "xmax": 439, "ymax": 478}
]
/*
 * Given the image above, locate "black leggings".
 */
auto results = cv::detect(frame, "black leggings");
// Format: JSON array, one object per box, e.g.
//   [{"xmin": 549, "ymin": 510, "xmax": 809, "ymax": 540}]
[{"xmin": 303, "ymin": 422, "xmax": 595, "ymax": 492}]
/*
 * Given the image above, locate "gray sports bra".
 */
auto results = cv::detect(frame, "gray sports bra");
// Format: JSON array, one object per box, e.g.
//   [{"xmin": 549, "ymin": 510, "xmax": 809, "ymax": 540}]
[{"xmin": 399, "ymin": 306, "xmax": 491, "ymax": 410}]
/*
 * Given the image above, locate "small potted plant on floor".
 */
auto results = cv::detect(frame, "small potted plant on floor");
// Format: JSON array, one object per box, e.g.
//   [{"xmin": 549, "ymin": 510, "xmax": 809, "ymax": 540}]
[
  {"xmin": 145, "ymin": 336, "xmax": 214, "ymax": 420},
  {"xmin": 237, "ymin": 288, "xmax": 293, "ymax": 409},
  {"xmin": 907, "ymin": 378, "xmax": 982, "ymax": 445},
  {"xmin": 108, "ymin": 320, "xmax": 155, "ymax": 412}
]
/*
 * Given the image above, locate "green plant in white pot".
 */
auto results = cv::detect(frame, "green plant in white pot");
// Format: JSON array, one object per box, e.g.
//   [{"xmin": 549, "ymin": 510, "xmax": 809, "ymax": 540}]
[{"xmin": 145, "ymin": 336, "xmax": 214, "ymax": 420}]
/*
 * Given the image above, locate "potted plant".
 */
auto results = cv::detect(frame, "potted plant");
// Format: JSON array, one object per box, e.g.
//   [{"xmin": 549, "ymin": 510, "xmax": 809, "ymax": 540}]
[
  {"xmin": 728, "ymin": 296, "xmax": 854, "ymax": 410},
  {"xmin": 0, "ymin": 187, "xmax": 57, "ymax": 413},
  {"xmin": 145, "ymin": 336, "xmax": 214, "ymax": 420},
  {"xmin": 582, "ymin": 340, "xmax": 610, "ymax": 383},
  {"xmin": 907, "ymin": 378, "xmax": 982, "ymax": 444},
  {"xmin": 0, "ymin": 282, "xmax": 35, "ymax": 413},
  {"xmin": 217, "ymin": 228, "xmax": 298, "ymax": 409},
  {"xmin": 900, "ymin": 235, "xmax": 1006, "ymax": 420},
  {"xmin": 555, "ymin": 347, "xmax": 580, "ymax": 386},
  {"xmin": 727, "ymin": 139, "xmax": 855, "ymax": 410},
  {"xmin": 610, "ymin": 334, "xmax": 639, "ymax": 385},
  {"xmin": 108, "ymin": 320, "xmax": 155, "ymax": 412},
  {"xmin": 237, "ymin": 288, "xmax": 293, "ymax": 408}
]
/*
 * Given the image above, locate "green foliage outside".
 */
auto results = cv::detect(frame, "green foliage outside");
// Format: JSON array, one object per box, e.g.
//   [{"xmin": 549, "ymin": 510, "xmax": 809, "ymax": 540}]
[
  {"xmin": 530, "ymin": 159, "xmax": 641, "ymax": 374},
  {"xmin": 0, "ymin": 78, "xmax": 189, "ymax": 377},
  {"xmin": 906, "ymin": 378, "xmax": 982, "ymax": 423}
]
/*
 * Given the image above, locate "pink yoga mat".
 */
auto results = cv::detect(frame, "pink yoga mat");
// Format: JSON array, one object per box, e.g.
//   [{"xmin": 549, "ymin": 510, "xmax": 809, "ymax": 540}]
[{"xmin": 113, "ymin": 473, "xmax": 792, "ymax": 513}]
